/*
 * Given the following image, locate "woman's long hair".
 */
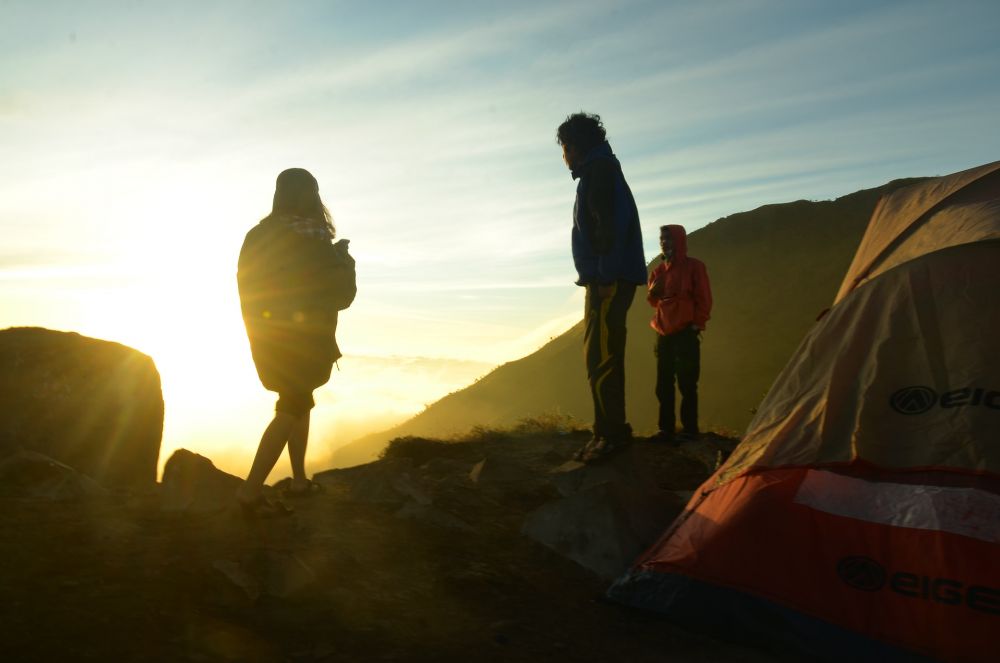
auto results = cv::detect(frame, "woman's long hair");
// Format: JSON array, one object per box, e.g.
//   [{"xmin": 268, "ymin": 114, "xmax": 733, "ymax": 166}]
[{"xmin": 269, "ymin": 167, "xmax": 335, "ymax": 236}]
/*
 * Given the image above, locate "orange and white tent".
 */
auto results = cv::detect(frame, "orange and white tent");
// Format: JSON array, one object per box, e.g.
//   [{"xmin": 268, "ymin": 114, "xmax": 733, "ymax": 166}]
[{"xmin": 609, "ymin": 161, "xmax": 1000, "ymax": 662}]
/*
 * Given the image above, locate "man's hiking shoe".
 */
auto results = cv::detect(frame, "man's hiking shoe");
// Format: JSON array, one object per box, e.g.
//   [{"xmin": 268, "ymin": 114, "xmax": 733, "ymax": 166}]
[
  {"xmin": 581, "ymin": 436, "xmax": 631, "ymax": 463},
  {"xmin": 650, "ymin": 430, "xmax": 676, "ymax": 444},
  {"xmin": 573, "ymin": 436, "xmax": 602, "ymax": 462}
]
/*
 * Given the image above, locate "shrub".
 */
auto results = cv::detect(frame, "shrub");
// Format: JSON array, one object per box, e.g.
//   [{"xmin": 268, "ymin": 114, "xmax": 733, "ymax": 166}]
[{"xmin": 380, "ymin": 436, "xmax": 459, "ymax": 464}]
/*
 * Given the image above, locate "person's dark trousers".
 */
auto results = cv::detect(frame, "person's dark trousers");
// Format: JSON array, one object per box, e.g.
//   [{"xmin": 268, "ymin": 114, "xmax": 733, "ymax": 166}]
[
  {"xmin": 584, "ymin": 281, "xmax": 636, "ymax": 441},
  {"xmin": 655, "ymin": 326, "xmax": 701, "ymax": 435}
]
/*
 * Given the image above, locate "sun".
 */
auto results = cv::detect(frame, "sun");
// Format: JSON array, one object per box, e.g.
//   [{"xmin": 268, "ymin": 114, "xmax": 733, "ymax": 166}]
[{"xmin": 70, "ymin": 185, "xmax": 279, "ymax": 471}]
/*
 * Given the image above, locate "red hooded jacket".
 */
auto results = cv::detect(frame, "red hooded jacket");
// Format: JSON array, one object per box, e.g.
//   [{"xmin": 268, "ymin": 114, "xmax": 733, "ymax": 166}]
[{"xmin": 647, "ymin": 225, "xmax": 712, "ymax": 336}]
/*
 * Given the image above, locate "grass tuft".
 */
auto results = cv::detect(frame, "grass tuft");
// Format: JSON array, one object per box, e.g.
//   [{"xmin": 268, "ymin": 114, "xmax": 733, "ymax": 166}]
[
  {"xmin": 379, "ymin": 436, "xmax": 461, "ymax": 464},
  {"xmin": 380, "ymin": 413, "xmax": 588, "ymax": 464}
]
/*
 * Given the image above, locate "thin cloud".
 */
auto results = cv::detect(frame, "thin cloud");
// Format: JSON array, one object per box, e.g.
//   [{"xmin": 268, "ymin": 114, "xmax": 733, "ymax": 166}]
[{"xmin": 3, "ymin": 0, "xmax": 999, "ymax": 367}]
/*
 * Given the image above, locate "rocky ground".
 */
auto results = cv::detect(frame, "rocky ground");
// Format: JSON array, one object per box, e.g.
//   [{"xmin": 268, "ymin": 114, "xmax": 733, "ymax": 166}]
[{"xmin": 0, "ymin": 425, "xmax": 786, "ymax": 662}]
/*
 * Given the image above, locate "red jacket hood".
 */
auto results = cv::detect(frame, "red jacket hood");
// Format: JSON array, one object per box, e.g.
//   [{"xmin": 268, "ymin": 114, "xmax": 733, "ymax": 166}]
[
  {"xmin": 647, "ymin": 226, "xmax": 712, "ymax": 335},
  {"xmin": 664, "ymin": 224, "xmax": 688, "ymax": 262}
]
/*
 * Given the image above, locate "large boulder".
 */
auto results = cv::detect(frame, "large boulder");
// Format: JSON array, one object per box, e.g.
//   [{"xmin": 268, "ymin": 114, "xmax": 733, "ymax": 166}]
[{"xmin": 0, "ymin": 327, "xmax": 163, "ymax": 488}]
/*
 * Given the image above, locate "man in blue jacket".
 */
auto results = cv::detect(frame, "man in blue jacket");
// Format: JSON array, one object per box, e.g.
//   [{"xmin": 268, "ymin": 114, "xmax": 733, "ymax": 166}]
[{"xmin": 557, "ymin": 112, "xmax": 647, "ymax": 462}]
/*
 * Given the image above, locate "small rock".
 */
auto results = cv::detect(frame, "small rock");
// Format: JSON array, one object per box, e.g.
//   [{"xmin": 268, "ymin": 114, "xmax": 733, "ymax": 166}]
[{"xmin": 160, "ymin": 449, "xmax": 242, "ymax": 513}]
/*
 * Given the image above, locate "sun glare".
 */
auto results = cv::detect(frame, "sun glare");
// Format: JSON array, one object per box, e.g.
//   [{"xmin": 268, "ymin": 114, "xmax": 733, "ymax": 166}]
[
  {"xmin": 11, "ymin": 170, "xmax": 564, "ymax": 479},
  {"xmin": 59, "ymin": 180, "xmax": 280, "ymax": 475},
  {"xmin": 72, "ymin": 238, "xmax": 491, "ymax": 479}
]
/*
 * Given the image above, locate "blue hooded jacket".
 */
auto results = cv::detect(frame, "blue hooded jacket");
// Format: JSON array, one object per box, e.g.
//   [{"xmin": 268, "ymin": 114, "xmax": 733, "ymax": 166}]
[{"xmin": 570, "ymin": 142, "xmax": 647, "ymax": 286}]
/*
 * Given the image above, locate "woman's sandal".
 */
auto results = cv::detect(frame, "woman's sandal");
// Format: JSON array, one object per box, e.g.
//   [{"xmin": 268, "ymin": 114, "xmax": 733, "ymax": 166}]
[
  {"xmin": 239, "ymin": 494, "xmax": 293, "ymax": 518},
  {"xmin": 284, "ymin": 479, "xmax": 325, "ymax": 499}
]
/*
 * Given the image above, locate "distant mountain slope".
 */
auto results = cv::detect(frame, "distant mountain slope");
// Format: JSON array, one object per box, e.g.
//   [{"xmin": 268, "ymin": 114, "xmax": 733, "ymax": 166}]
[{"xmin": 332, "ymin": 177, "xmax": 924, "ymax": 467}]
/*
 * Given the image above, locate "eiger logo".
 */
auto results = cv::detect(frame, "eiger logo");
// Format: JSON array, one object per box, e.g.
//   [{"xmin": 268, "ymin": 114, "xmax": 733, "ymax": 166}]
[
  {"xmin": 837, "ymin": 556, "xmax": 886, "ymax": 591},
  {"xmin": 837, "ymin": 557, "xmax": 1000, "ymax": 615},
  {"xmin": 890, "ymin": 386, "xmax": 1000, "ymax": 415},
  {"xmin": 890, "ymin": 386, "xmax": 937, "ymax": 414}
]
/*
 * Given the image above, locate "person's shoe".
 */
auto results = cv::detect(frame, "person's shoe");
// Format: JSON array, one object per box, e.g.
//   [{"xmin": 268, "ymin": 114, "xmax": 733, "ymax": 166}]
[
  {"xmin": 677, "ymin": 430, "xmax": 701, "ymax": 442},
  {"xmin": 573, "ymin": 436, "xmax": 602, "ymax": 462},
  {"xmin": 581, "ymin": 435, "xmax": 631, "ymax": 463}
]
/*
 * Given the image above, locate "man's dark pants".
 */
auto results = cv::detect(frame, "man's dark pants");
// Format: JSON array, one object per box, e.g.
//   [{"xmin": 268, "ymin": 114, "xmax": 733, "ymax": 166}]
[
  {"xmin": 584, "ymin": 282, "xmax": 636, "ymax": 441},
  {"xmin": 655, "ymin": 327, "xmax": 701, "ymax": 435}
]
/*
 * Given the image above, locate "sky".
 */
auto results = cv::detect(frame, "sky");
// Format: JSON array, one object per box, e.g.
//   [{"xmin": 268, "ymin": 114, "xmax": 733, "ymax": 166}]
[{"xmin": 2, "ymin": 0, "xmax": 999, "ymax": 476}]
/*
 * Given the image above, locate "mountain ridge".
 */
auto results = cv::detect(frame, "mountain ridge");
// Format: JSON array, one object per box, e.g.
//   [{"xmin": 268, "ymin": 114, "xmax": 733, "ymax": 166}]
[{"xmin": 330, "ymin": 176, "xmax": 926, "ymax": 468}]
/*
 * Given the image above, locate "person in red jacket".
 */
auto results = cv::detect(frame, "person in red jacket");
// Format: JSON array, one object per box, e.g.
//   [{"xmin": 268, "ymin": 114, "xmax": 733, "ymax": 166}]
[{"xmin": 647, "ymin": 224, "xmax": 712, "ymax": 442}]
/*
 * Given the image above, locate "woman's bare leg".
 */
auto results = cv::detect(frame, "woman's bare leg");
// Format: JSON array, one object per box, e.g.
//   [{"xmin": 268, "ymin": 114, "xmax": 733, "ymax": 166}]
[
  {"xmin": 287, "ymin": 411, "xmax": 310, "ymax": 490},
  {"xmin": 238, "ymin": 411, "xmax": 297, "ymax": 502}
]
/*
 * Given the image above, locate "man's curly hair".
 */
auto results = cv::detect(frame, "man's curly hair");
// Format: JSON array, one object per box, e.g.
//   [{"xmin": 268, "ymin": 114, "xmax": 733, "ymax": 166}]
[{"xmin": 556, "ymin": 112, "xmax": 607, "ymax": 153}]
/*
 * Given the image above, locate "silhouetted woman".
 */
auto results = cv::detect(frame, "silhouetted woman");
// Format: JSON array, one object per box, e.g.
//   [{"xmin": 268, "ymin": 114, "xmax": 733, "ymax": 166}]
[{"xmin": 236, "ymin": 168, "xmax": 355, "ymax": 516}]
